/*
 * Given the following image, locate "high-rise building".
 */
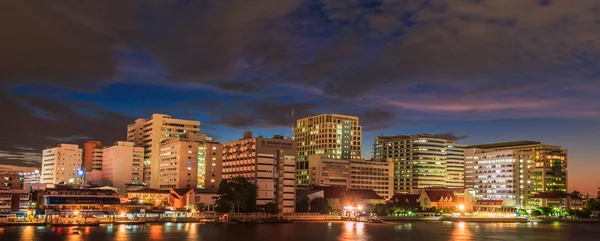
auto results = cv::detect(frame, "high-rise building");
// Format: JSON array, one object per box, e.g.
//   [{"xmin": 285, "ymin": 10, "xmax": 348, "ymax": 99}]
[
  {"xmin": 126, "ymin": 114, "xmax": 200, "ymax": 188},
  {"xmin": 83, "ymin": 141, "xmax": 103, "ymax": 172},
  {"xmin": 468, "ymin": 141, "xmax": 568, "ymax": 194},
  {"xmin": 373, "ymin": 134, "xmax": 466, "ymax": 192},
  {"xmin": 464, "ymin": 149, "xmax": 534, "ymax": 208},
  {"xmin": 294, "ymin": 114, "xmax": 362, "ymax": 188},
  {"xmin": 158, "ymin": 133, "xmax": 222, "ymax": 190},
  {"xmin": 41, "ymin": 144, "xmax": 82, "ymax": 184},
  {"xmin": 101, "ymin": 141, "xmax": 144, "ymax": 194},
  {"xmin": 307, "ymin": 155, "xmax": 394, "ymax": 199},
  {"xmin": 222, "ymin": 132, "xmax": 296, "ymax": 213}
]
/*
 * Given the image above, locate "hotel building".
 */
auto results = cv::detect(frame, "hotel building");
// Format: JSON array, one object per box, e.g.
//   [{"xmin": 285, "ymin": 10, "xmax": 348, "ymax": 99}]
[
  {"xmin": 307, "ymin": 156, "xmax": 394, "ymax": 199},
  {"xmin": 222, "ymin": 132, "xmax": 296, "ymax": 213},
  {"xmin": 295, "ymin": 114, "xmax": 362, "ymax": 188},
  {"xmin": 468, "ymin": 141, "xmax": 568, "ymax": 194},
  {"xmin": 464, "ymin": 149, "xmax": 534, "ymax": 208},
  {"xmin": 373, "ymin": 134, "xmax": 467, "ymax": 191},
  {"xmin": 158, "ymin": 133, "xmax": 222, "ymax": 190},
  {"xmin": 101, "ymin": 141, "xmax": 144, "ymax": 194},
  {"xmin": 0, "ymin": 171, "xmax": 23, "ymax": 190},
  {"xmin": 126, "ymin": 114, "xmax": 200, "ymax": 188},
  {"xmin": 41, "ymin": 144, "xmax": 82, "ymax": 184},
  {"xmin": 83, "ymin": 140, "xmax": 103, "ymax": 172}
]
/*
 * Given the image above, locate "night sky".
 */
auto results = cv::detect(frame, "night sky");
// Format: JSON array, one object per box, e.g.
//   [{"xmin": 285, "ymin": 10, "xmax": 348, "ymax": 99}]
[{"xmin": 1, "ymin": 0, "xmax": 599, "ymax": 193}]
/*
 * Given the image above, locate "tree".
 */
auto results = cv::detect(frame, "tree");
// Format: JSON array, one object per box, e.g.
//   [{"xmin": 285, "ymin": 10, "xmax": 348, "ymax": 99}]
[
  {"xmin": 215, "ymin": 177, "xmax": 258, "ymax": 213},
  {"xmin": 296, "ymin": 198, "xmax": 310, "ymax": 213},
  {"xmin": 310, "ymin": 198, "xmax": 333, "ymax": 214},
  {"xmin": 517, "ymin": 209, "xmax": 528, "ymax": 216},
  {"xmin": 570, "ymin": 190, "xmax": 581, "ymax": 198},
  {"xmin": 263, "ymin": 202, "xmax": 279, "ymax": 214},
  {"xmin": 530, "ymin": 210, "xmax": 543, "ymax": 217}
]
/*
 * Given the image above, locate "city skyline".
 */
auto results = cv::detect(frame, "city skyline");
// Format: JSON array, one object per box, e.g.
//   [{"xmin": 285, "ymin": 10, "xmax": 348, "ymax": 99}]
[{"xmin": 1, "ymin": 0, "xmax": 599, "ymax": 195}]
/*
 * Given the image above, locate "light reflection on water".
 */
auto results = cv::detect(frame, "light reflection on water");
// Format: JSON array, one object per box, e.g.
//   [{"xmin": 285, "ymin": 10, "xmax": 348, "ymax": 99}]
[{"xmin": 0, "ymin": 221, "xmax": 596, "ymax": 241}]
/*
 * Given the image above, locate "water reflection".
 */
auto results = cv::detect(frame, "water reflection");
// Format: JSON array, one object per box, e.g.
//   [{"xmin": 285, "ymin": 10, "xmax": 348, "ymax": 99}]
[
  {"xmin": 338, "ymin": 222, "xmax": 368, "ymax": 241},
  {"xmin": 451, "ymin": 222, "xmax": 472, "ymax": 241},
  {"xmin": 187, "ymin": 223, "xmax": 198, "ymax": 241}
]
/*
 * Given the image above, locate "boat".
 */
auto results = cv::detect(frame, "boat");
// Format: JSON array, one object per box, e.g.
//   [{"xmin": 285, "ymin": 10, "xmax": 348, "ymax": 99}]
[{"xmin": 368, "ymin": 217, "xmax": 384, "ymax": 223}]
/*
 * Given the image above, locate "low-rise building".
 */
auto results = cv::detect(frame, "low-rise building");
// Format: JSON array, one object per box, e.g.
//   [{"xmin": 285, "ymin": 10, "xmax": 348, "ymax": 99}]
[
  {"xmin": 0, "ymin": 189, "xmax": 31, "ymax": 212},
  {"xmin": 42, "ymin": 187, "xmax": 121, "ymax": 214},
  {"xmin": 304, "ymin": 186, "xmax": 386, "ymax": 210},
  {"xmin": 531, "ymin": 192, "xmax": 585, "ymax": 210},
  {"xmin": 167, "ymin": 188, "xmax": 219, "ymax": 210},
  {"xmin": 126, "ymin": 188, "xmax": 171, "ymax": 205},
  {"xmin": 307, "ymin": 156, "xmax": 394, "ymax": 199}
]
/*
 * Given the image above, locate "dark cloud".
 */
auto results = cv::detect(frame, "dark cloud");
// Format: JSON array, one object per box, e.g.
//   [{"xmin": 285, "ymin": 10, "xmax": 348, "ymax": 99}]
[
  {"xmin": 435, "ymin": 132, "xmax": 469, "ymax": 141},
  {"xmin": 0, "ymin": 91, "xmax": 131, "ymax": 166}
]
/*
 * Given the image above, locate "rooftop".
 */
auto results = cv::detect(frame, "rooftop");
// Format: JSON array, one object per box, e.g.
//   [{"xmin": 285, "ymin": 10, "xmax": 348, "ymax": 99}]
[
  {"xmin": 469, "ymin": 141, "xmax": 541, "ymax": 149},
  {"xmin": 128, "ymin": 188, "xmax": 170, "ymax": 194},
  {"xmin": 311, "ymin": 186, "xmax": 384, "ymax": 200}
]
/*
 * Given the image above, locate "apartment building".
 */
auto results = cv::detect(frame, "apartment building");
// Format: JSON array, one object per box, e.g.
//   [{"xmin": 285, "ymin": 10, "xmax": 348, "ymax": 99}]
[
  {"xmin": 222, "ymin": 132, "xmax": 296, "ymax": 213},
  {"xmin": 126, "ymin": 114, "xmax": 200, "ymax": 188},
  {"xmin": 373, "ymin": 134, "xmax": 467, "ymax": 191},
  {"xmin": 41, "ymin": 144, "xmax": 82, "ymax": 184},
  {"xmin": 295, "ymin": 114, "xmax": 362, "ymax": 188},
  {"xmin": 158, "ymin": 133, "xmax": 222, "ymax": 190},
  {"xmin": 101, "ymin": 141, "xmax": 144, "ymax": 194}
]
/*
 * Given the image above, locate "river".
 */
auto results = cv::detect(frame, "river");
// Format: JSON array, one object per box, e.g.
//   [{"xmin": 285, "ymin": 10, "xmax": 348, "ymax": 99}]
[{"xmin": 0, "ymin": 221, "xmax": 597, "ymax": 241}]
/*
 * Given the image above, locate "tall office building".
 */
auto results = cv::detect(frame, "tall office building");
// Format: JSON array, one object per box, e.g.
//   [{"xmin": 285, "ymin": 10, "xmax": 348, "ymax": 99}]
[
  {"xmin": 158, "ymin": 133, "xmax": 222, "ymax": 190},
  {"xmin": 294, "ymin": 114, "xmax": 362, "ymax": 188},
  {"xmin": 222, "ymin": 132, "xmax": 296, "ymax": 213},
  {"xmin": 83, "ymin": 140, "xmax": 103, "ymax": 172},
  {"xmin": 468, "ymin": 141, "xmax": 568, "ymax": 194},
  {"xmin": 126, "ymin": 114, "xmax": 200, "ymax": 188},
  {"xmin": 465, "ymin": 149, "xmax": 534, "ymax": 208},
  {"xmin": 41, "ymin": 144, "xmax": 82, "ymax": 184},
  {"xmin": 373, "ymin": 134, "xmax": 467, "ymax": 192},
  {"xmin": 101, "ymin": 142, "xmax": 144, "ymax": 194}
]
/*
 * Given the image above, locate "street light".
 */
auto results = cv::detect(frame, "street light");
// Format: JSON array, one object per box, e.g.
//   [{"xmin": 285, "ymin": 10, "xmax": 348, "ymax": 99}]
[
  {"xmin": 458, "ymin": 204, "xmax": 465, "ymax": 211},
  {"xmin": 357, "ymin": 205, "xmax": 363, "ymax": 211},
  {"xmin": 74, "ymin": 211, "xmax": 80, "ymax": 215}
]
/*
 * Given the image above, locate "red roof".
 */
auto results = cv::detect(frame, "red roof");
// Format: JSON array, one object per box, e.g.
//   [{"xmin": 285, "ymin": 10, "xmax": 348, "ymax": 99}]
[
  {"xmin": 423, "ymin": 190, "xmax": 456, "ymax": 202},
  {"xmin": 311, "ymin": 186, "xmax": 384, "ymax": 200},
  {"xmin": 128, "ymin": 188, "xmax": 170, "ymax": 194}
]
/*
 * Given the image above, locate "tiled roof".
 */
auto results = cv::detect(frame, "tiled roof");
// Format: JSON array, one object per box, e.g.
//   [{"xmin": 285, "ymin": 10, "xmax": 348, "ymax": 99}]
[
  {"xmin": 172, "ymin": 188, "xmax": 193, "ymax": 197},
  {"xmin": 128, "ymin": 188, "xmax": 170, "ymax": 194},
  {"xmin": 311, "ymin": 186, "xmax": 384, "ymax": 200},
  {"xmin": 389, "ymin": 194, "xmax": 421, "ymax": 208},
  {"xmin": 423, "ymin": 190, "xmax": 456, "ymax": 202}
]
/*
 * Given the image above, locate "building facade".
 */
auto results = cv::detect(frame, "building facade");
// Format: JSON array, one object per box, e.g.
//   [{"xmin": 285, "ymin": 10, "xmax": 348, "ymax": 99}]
[
  {"xmin": 295, "ymin": 114, "xmax": 362, "ymax": 188},
  {"xmin": 469, "ymin": 141, "xmax": 568, "ymax": 194},
  {"xmin": 465, "ymin": 149, "xmax": 534, "ymax": 208},
  {"xmin": 158, "ymin": 133, "xmax": 222, "ymax": 190},
  {"xmin": 306, "ymin": 156, "xmax": 394, "ymax": 199},
  {"xmin": 83, "ymin": 141, "xmax": 103, "ymax": 172},
  {"xmin": 0, "ymin": 189, "xmax": 31, "ymax": 212},
  {"xmin": 101, "ymin": 141, "xmax": 144, "ymax": 194},
  {"xmin": 0, "ymin": 171, "xmax": 23, "ymax": 190},
  {"xmin": 126, "ymin": 114, "xmax": 201, "ymax": 188},
  {"xmin": 373, "ymin": 134, "xmax": 466, "ymax": 191},
  {"xmin": 222, "ymin": 132, "xmax": 296, "ymax": 213},
  {"xmin": 41, "ymin": 144, "xmax": 82, "ymax": 184}
]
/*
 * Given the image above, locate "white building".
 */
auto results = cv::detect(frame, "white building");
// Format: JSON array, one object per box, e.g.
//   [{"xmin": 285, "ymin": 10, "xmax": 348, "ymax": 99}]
[
  {"xmin": 126, "ymin": 114, "xmax": 200, "ymax": 188},
  {"xmin": 102, "ymin": 142, "xmax": 144, "ymax": 194},
  {"xmin": 465, "ymin": 149, "xmax": 534, "ymax": 208},
  {"xmin": 307, "ymin": 156, "xmax": 394, "ymax": 199},
  {"xmin": 41, "ymin": 144, "xmax": 82, "ymax": 184}
]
